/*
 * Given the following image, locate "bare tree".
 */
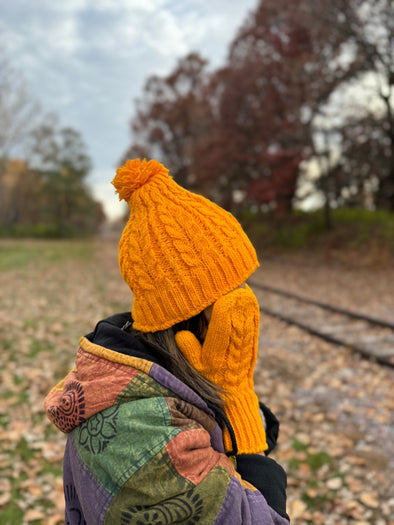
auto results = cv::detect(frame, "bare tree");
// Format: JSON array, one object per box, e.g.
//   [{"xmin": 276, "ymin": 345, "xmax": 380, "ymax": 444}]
[
  {"xmin": 0, "ymin": 43, "xmax": 42, "ymax": 159},
  {"xmin": 310, "ymin": 0, "xmax": 394, "ymax": 210}
]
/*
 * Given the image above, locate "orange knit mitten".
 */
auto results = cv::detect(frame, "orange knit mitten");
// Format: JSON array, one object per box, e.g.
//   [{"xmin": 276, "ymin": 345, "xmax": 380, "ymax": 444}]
[{"xmin": 175, "ymin": 285, "xmax": 267, "ymax": 454}]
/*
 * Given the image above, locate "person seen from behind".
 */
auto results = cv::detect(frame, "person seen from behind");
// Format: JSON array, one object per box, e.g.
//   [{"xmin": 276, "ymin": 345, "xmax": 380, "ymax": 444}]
[{"xmin": 44, "ymin": 158, "xmax": 289, "ymax": 524}]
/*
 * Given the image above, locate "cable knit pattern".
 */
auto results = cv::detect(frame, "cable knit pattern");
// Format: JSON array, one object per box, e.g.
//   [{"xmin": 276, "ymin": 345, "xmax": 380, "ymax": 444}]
[{"xmin": 112, "ymin": 159, "xmax": 259, "ymax": 332}]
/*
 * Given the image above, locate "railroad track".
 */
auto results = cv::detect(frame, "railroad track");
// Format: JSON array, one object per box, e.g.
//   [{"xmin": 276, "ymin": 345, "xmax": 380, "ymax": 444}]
[{"xmin": 249, "ymin": 281, "xmax": 394, "ymax": 368}]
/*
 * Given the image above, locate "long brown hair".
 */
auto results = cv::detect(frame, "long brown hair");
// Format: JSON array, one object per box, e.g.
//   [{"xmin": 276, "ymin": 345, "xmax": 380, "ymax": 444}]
[{"xmin": 131, "ymin": 311, "xmax": 225, "ymax": 409}]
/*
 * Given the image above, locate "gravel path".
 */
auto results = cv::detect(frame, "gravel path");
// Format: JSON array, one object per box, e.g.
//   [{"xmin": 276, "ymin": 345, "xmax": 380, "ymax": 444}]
[
  {"xmin": 0, "ymin": 239, "xmax": 393, "ymax": 524},
  {"xmin": 252, "ymin": 255, "xmax": 394, "ymax": 524},
  {"xmin": 253, "ymin": 255, "xmax": 394, "ymax": 323}
]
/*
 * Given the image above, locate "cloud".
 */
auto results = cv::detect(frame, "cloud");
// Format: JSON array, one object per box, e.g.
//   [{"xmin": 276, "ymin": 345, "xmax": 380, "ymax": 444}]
[
  {"xmin": 91, "ymin": 176, "xmax": 127, "ymax": 220},
  {"xmin": 0, "ymin": 0, "xmax": 258, "ymax": 214}
]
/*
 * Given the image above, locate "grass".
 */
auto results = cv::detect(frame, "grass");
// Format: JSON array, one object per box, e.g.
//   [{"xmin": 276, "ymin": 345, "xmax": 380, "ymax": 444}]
[
  {"xmin": 14, "ymin": 437, "xmax": 36, "ymax": 464},
  {"xmin": 237, "ymin": 207, "xmax": 394, "ymax": 264},
  {"xmin": 286, "ymin": 437, "xmax": 348, "ymax": 516},
  {"xmin": 29, "ymin": 339, "xmax": 55, "ymax": 358},
  {"xmin": 289, "ymin": 439, "xmax": 332, "ymax": 473},
  {"xmin": 0, "ymin": 239, "xmax": 93, "ymax": 271},
  {"xmin": 0, "ymin": 239, "xmax": 102, "ymax": 523},
  {"xmin": 0, "ymin": 501, "xmax": 24, "ymax": 525},
  {"xmin": 0, "ymin": 222, "xmax": 94, "ymax": 239}
]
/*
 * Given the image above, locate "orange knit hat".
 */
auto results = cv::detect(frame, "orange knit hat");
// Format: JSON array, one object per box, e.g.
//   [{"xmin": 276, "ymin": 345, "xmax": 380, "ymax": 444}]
[{"xmin": 112, "ymin": 158, "xmax": 259, "ymax": 332}]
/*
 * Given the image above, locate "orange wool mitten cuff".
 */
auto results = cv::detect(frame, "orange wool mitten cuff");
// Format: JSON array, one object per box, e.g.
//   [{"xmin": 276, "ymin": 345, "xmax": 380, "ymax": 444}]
[
  {"xmin": 222, "ymin": 391, "xmax": 267, "ymax": 454},
  {"xmin": 175, "ymin": 286, "xmax": 268, "ymax": 455}
]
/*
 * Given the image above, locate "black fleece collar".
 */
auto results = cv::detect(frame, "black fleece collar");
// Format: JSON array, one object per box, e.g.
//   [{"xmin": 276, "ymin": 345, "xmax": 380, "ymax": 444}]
[{"xmin": 85, "ymin": 312, "xmax": 166, "ymax": 367}]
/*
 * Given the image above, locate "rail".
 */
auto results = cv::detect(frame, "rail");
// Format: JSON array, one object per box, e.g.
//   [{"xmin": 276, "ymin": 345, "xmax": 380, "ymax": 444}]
[{"xmin": 249, "ymin": 281, "xmax": 394, "ymax": 368}]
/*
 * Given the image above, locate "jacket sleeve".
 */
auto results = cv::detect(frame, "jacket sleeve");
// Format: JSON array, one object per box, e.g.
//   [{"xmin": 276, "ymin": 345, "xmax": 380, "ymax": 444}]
[{"xmin": 236, "ymin": 454, "xmax": 289, "ymax": 521}]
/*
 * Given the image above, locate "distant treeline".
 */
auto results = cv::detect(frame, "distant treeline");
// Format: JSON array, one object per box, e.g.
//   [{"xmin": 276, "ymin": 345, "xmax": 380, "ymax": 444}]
[
  {"xmin": 122, "ymin": 0, "xmax": 394, "ymax": 225},
  {"xmin": 0, "ymin": 120, "xmax": 104, "ymax": 237},
  {"xmin": 0, "ymin": 48, "xmax": 103, "ymax": 237}
]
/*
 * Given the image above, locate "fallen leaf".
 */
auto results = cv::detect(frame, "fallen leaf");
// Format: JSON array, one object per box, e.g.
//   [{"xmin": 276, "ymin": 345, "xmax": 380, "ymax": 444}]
[
  {"xmin": 359, "ymin": 491, "xmax": 379, "ymax": 509},
  {"xmin": 288, "ymin": 499, "xmax": 307, "ymax": 519},
  {"xmin": 24, "ymin": 508, "xmax": 46, "ymax": 522},
  {"xmin": 326, "ymin": 477, "xmax": 342, "ymax": 490}
]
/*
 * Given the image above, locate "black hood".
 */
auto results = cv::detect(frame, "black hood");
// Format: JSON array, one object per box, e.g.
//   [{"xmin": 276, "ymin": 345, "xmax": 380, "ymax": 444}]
[{"xmin": 85, "ymin": 312, "xmax": 166, "ymax": 367}]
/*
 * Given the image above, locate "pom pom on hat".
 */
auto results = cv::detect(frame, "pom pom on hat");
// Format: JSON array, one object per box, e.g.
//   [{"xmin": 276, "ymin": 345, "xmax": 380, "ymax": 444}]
[{"xmin": 112, "ymin": 158, "xmax": 169, "ymax": 203}]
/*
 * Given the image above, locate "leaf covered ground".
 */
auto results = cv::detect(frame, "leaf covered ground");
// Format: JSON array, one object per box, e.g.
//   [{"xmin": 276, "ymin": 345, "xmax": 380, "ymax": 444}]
[{"xmin": 0, "ymin": 238, "xmax": 393, "ymax": 524}]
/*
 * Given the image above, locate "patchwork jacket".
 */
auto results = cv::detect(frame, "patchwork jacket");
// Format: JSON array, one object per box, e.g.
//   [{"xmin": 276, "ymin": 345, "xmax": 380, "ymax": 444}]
[{"xmin": 44, "ymin": 313, "xmax": 289, "ymax": 524}]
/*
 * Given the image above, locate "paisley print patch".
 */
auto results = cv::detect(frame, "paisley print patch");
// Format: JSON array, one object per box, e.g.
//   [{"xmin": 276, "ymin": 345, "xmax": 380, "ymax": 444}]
[
  {"xmin": 120, "ymin": 489, "xmax": 204, "ymax": 524},
  {"xmin": 78, "ymin": 405, "xmax": 119, "ymax": 455},
  {"xmin": 48, "ymin": 380, "xmax": 86, "ymax": 433}
]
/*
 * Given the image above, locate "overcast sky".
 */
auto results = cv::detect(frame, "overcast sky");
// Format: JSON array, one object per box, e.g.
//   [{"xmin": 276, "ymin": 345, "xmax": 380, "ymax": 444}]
[{"xmin": 0, "ymin": 0, "xmax": 258, "ymax": 219}]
